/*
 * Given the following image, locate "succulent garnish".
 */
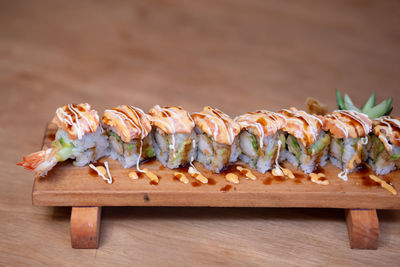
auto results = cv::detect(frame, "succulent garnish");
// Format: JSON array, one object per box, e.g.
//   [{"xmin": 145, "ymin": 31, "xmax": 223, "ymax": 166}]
[{"xmin": 335, "ymin": 90, "xmax": 393, "ymax": 119}]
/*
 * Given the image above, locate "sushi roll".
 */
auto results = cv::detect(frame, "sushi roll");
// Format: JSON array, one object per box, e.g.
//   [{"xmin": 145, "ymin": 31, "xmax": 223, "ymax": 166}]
[
  {"xmin": 18, "ymin": 103, "xmax": 108, "ymax": 176},
  {"xmin": 323, "ymin": 110, "xmax": 372, "ymax": 180},
  {"xmin": 148, "ymin": 105, "xmax": 196, "ymax": 169},
  {"xmin": 368, "ymin": 116, "xmax": 400, "ymax": 175},
  {"xmin": 192, "ymin": 106, "xmax": 241, "ymax": 173},
  {"xmin": 280, "ymin": 108, "xmax": 330, "ymax": 173},
  {"xmin": 234, "ymin": 110, "xmax": 287, "ymax": 173},
  {"xmin": 102, "ymin": 105, "xmax": 154, "ymax": 169}
]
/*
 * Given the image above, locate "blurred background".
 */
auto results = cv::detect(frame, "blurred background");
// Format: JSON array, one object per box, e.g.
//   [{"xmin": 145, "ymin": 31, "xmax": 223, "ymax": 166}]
[{"xmin": 1, "ymin": 0, "xmax": 400, "ymax": 265}]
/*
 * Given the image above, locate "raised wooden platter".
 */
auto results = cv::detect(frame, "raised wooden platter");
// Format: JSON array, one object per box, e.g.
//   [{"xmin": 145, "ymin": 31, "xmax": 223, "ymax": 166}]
[{"xmin": 32, "ymin": 123, "xmax": 399, "ymax": 249}]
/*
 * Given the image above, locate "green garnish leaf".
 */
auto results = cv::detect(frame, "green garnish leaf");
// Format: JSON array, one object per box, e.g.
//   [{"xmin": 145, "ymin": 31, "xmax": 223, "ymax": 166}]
[
  {"xmin": 336, "ymin": 90, "xmax": 345, "ymax": 110},
  {"xmin": 365, "ymin": 99, "xmax": 390, "ymax": 119},
  {"xmin": 361, "ymin": 92, "xmax": 376, "ymax": 112},
  {"xmin": 343, "ymin": 94, "xmax": 361, "ymax": 112},
  {"xmin": 336, "ymin": 90, "xmax": 393, "ymax": 119}
]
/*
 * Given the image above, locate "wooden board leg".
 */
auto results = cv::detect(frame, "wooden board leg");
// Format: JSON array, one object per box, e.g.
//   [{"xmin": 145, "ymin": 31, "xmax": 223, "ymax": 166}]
[
  {"xmin": 345, "ymin": 209, "xmax": 379, "ymax": 249},
  {"xmin": 70, "ymin": 207, "xmax": 102, "ymax": 249}
]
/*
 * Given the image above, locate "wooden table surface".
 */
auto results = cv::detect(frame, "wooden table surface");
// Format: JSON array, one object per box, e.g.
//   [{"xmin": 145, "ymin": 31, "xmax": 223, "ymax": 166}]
[{"xmin": 1, "ymin": 0, "xmax": 399, "ymax": 266}]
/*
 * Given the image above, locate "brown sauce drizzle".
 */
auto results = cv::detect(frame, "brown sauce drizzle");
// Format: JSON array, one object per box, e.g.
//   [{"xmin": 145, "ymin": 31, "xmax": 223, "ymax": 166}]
[
  {"xmin": 113, "ymin": 108, "xmax": 137, "ymax": 128},
  {"xmin": 191, "ymin": 181, "xmax": 201, "ymax": 187},
  {"xmin": 314, "ymin": 166, "xmax": 325, "ymax": 175},
  {"xmin": 274, "ymin": 176, "xmax": 286, "ymax": 182},
  {"xmin": 175, "ymin": 165, "xmax": 189, "ymax": 173},
  {"xmin": 356, "ymin": 163, "xmax": 370, "ymax": 175},
  {"xmin": 208, "ymin": 178, "xmax": 217, "ymax": 185},
  {"xmin": 220, "ymin": 184, "xmax": 232, "ymax": 192},
  {"xmin": 293, "ymin": 172, "xmax": 305, "ymax": 184},
  {"xmin": 361, "ymin": 177, "xmax": 380, "ymax": 187},
  {"xmin": 263, "ymin": 178, "xmax": 272, "ymax": 185},
  {"xmin": 48, "ymin": 133, "xmax": 56, "ymax": 141},
  {"xmin": 220, "ymin": 164, "xmax": 240, "ymax": 175}
]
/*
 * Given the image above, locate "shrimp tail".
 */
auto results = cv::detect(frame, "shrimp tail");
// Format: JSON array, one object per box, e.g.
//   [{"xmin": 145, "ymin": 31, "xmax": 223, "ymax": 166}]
[{"xmin": 17, "ymin": 148, "xmax": 58, "ymax": 177}]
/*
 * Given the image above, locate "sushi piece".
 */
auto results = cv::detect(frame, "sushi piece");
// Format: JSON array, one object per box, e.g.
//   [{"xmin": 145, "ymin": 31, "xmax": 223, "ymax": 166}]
[
  {"xmin": 192, "ymin": 106, "xmax": 241, "ymax": 173},
  {"xmin": 368, "ymin": 116, "xmax": 400, "ymax": 175},
  {"xmin": 18, "ymin": 103, "xmax": 108, "ymax": 176},
  {"xmin": 323, "ymin": 110, "xmax": 372, "ymax": 180},
  {"xmin": 148, "ymin": 105, "xmax": 196, "ymax": 169},
  {"xmin": 234, "ymin": 110, "xmax": 287, "ymax": 173},
  {"xmin": 102, "ymin": 105, "xmax": 154, "ymax": 169},
  {"xmin": 280, "ymin": 108, "xmax": 330, "ymax": 173}
]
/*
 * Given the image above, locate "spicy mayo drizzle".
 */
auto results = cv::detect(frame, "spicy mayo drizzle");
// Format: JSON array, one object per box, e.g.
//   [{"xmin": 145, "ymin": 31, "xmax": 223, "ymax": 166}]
[
  {"xmin": 325, "ymin": 110, "xmax": 371, "ymax": 139},
  {"xmin": 192, "ymin": 106, "xmax": 240, "ymax": 145},
  {"xmin": 235, "ymin": 110, "xmax": 286, "ymax": 149},
  {"xmin": 149, "ymin": 106, "xmax": 194, "ymax": 151},
  {"xmin": 56, "ymin": 103, "xmax": 98, "ymax": 140},
  {"xmin": 374, "ymin": 116, "xmax": 400, "ymax": 152},
  {"xmin": 280, "ymin": 108, "xmax": 323, "ymax": 147}
]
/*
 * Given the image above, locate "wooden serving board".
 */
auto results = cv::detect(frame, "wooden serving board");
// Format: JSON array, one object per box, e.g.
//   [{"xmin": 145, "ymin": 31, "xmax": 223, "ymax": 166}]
[
  {"xmin": 32, "ymin": 123, "xmax": 400, "ymax": 249},
  {"xmin": 33, "ymin": 123, "xmax": 399, "ymax": 209}
]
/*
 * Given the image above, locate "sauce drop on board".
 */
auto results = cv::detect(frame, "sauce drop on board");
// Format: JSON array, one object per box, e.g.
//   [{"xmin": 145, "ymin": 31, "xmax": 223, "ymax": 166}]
[
  {"xmin": 263, "ymin": 178, "xmax": 272, "ymax": 185},
  {"xmin": 274, "ymin": 176, "xmax": 286, "ymax": 182},
  {"xmin": 356, "ymin": 163, "xmax": 370, "ymax": 175},
  {"xmin": 208, "ymin": 178, "xmax": 217, "ymax": 185},
  {"xmin": 220, "ymin": 184, "xmax": 232, "ymax": 192},
  {"xmin": 361, "ymin": 177, "xmax": 380, "ymax": 187},
  {"xmin": 191, "ymin": 181, "xmax": 201, "ymax": 187}
]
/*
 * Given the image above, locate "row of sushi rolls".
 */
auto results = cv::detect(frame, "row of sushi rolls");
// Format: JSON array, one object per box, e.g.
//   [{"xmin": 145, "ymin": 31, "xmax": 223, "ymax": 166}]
[{"xmin": 18, "ymin": 91, "xmax": 399, "ymax": 194}]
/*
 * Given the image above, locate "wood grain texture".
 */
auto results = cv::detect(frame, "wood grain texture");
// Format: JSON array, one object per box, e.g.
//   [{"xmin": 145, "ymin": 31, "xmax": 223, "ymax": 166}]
[
  {"xmin": 70, "ymin": 207, "xmax": 102, "ymax": 249},
  {"xmin": 345, "ymin": 209, "xmax": 379, "ymax": 249},
  {"xmin": 33, "ymin": 123, "xmax": 400, "ymax": 208},
  {"xmin": 2, "ymin": 0, "xmax": 400, "ymax": 266}
]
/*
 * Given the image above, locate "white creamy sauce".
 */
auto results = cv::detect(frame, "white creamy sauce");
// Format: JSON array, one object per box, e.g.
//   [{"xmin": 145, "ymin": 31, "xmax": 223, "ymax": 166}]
[
  {"xmin": 282, "ymin": 109, "xmax": 321, "ymax": 145},
  {"xmin": 327, "ymin": 113, "xmax": 349, "ymax": 137},
  {"xmin": 136, "ymin": 139, "xmax": 145, "ymax": 173},
  {"xmin": 57, "ymin": 104, "xmax": 97, "ymax": 140},
  {"xmin": 338, "ymin": 169, "xmax": 349, "ymax": 181},
  {"xmin": 272, "ymin": 139, "xmax": 283, "ymax": 175},
  {"xmin": 89, "ymin": 163, "xmax": 112, "ymax": 184},
  {"xmin": 334, "ymin": 110, "xmax": 371, "ymax": 136}
]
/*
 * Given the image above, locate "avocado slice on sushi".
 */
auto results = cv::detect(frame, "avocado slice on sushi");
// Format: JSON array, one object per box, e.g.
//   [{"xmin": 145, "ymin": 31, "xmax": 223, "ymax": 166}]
[
  {"xmin": 287, "ymin": 135, "xmax": 301, "ymax": 161},
  {"xmin": 307, "ymin": 134, "xmax": 330, "ymax": 156}
]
